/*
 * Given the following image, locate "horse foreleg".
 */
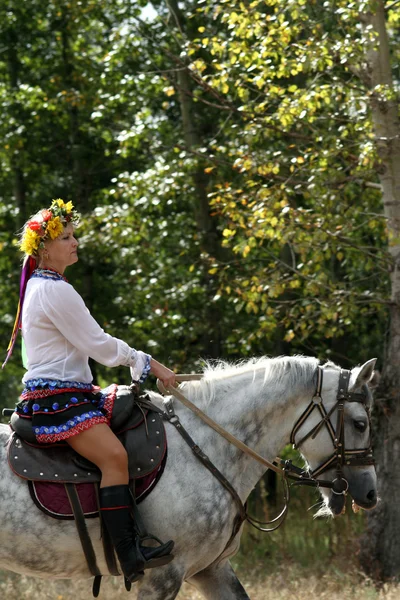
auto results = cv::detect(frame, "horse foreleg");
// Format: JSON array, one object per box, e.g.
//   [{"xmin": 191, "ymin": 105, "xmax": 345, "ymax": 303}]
[
  {"xmin": 188, "ymin": 560, "xmax": 250, "ymax": 600},
  {"xmin": 135, "ymin": 563, "xmax": 184, "ymax": 600}
]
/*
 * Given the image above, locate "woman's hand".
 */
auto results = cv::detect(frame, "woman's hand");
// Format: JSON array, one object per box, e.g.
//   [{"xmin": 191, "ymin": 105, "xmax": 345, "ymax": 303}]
[{"xmin": 150, "ymin": 358, "xmax": 176, "ymax": 388}]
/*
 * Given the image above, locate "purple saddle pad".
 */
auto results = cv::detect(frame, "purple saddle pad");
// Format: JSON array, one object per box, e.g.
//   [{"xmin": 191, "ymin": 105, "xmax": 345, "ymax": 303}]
[{"xmin": 29, "ymin": 460, "xmax": 166, "ymax": 520}]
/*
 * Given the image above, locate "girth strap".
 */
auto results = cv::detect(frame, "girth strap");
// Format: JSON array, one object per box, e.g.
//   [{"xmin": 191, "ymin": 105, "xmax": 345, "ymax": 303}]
[{"xmin": 64, "ymin": 483, "xmax": 102, "ymax": 595}]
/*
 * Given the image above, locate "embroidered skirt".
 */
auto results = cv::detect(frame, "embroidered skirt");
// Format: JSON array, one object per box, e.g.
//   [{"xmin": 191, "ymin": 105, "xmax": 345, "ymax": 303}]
[{"xmin": 16, "ymin": 379, "xmax": 117, "ymax": 444}]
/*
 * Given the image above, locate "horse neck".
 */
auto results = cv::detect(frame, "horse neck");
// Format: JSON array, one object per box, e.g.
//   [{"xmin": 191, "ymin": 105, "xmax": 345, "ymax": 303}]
[{"xmin": 181, "ymin": 361, "xmax": 317, "ymax": 498}]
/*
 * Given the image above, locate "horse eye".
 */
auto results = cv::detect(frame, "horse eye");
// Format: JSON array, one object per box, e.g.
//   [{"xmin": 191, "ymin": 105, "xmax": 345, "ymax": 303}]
[{"xmin": 353, "ymin": 420, "xmax": 367, "ymax": 433}]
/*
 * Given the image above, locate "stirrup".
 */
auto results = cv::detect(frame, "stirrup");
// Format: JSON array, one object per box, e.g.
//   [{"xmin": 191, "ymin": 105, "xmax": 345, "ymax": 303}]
[{"xmin": 136, "ymin": 535, "xmax": 175, "ymax": 570}]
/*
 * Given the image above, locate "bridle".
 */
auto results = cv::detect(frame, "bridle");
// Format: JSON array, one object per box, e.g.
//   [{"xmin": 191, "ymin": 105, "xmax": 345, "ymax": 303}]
[
  {"xmin": 288, "ymin": 366, "xmax": 375, "ymax": 497},
  {"xmin": 155, "ymin": 363, "xmax": 375, "ymax": 535}
]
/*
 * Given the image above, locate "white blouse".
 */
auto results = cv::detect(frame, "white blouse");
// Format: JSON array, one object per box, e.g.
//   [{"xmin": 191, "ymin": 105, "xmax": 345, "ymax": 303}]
[{"xmin": 21, "ymin": 277, "xmax": 149, "ymax": 384}]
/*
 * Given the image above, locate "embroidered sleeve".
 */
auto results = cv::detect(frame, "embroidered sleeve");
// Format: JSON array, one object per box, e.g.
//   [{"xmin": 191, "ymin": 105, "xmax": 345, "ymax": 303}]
[{"xmin": 129, "ymin": 351, "xmax": 152, "ymax": 383}]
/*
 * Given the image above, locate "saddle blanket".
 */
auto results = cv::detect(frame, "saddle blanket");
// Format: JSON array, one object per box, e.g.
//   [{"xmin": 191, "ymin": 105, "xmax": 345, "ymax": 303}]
[{"xmin": 29, "ymin": 459, "xmax": 166, "ymax": 520}]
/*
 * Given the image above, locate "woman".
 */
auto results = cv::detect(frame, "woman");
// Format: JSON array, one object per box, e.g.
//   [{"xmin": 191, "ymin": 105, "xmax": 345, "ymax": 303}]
[{"xmin": 3, "ymin": 199, "xmax": 175, "ymax": 583}]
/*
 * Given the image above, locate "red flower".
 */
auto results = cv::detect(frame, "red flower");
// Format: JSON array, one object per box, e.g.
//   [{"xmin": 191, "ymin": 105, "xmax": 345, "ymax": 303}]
[
  {"xmin": 42, "ymin": 210, "xmax": 52, "ymax": 221},
  {"xmin": 28, "ymin": 221, "xmax": 44, "ymax": 235}
]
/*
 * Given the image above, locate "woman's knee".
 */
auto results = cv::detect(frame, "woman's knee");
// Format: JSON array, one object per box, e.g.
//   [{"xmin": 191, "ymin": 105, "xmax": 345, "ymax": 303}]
[{"xmin": 103, "ymin": 443, "xmax": 129, "ymax": 471}]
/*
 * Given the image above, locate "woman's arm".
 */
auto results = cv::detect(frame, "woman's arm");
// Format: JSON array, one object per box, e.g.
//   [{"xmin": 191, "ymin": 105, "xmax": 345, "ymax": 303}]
[{"xmin": 41, "ymin": 281, "xmax": 174, "ymax": 384}]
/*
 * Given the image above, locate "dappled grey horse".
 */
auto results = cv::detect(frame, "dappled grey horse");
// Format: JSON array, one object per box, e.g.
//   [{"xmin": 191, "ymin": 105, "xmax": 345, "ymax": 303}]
[{"xmin": 0, "ymin": 356, "xmax": 377, "ymax": 599}]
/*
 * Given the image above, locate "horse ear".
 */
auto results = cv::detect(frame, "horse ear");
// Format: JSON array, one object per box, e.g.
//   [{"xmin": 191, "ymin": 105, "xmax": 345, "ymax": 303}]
[
  {"xmin": 352, "ymin": 359, "xmax": 377, "ymax": 389},
  {"xmin": 369, "ymin": 369, "xmax": 381, "ymax": 389}
]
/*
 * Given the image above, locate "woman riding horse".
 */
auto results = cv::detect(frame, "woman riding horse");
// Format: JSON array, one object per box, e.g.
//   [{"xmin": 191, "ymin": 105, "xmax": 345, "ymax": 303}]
[{"xmin": 3, "ymin": 199, "xmax": 175, "ymax": 583}]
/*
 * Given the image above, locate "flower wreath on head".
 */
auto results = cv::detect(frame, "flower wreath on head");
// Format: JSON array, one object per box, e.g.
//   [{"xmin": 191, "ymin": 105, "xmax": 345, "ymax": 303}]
[
  {"xmin": 2, "ymin": 199, "xmax": 81, "ymax": 368},
  {"xmin": 20, "ymin": 199, "xmax": 80, "ymax": 256}
]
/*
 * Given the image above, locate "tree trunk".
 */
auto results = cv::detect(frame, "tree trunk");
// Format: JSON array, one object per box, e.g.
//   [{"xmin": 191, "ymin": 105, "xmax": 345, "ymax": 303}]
[
  {"xmin": 166, "ymin": 0, "xmax": 226, "ymax": 357},
  {"xmin": 359, "ymin": 0, "xmax": 400, "ymax": 580}
]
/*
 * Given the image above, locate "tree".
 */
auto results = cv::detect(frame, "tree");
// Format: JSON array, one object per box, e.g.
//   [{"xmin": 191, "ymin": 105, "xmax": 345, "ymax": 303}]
[
  {"xmin": 358, "ymin": 0, "xmax": 400, "ymax": 579},
  {"xmin": 176, "ymin": 0, "xmax": 399, "ymax": 578}
]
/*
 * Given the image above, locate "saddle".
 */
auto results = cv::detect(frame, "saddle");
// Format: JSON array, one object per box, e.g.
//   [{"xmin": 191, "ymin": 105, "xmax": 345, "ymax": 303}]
[{"xmin": 8, "ymin": 384, "xmax": 166, "ymax": 485}]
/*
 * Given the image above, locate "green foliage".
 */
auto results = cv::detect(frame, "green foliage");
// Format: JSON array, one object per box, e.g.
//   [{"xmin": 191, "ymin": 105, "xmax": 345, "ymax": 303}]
[{"xmin": 0, "ymin": 0, "xmax": 397, "ymax": 410}]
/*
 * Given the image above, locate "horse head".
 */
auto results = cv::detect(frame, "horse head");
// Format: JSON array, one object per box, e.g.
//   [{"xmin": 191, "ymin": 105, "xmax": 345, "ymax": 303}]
[{"xmin": 292, "ymin": 359, "xmax": 378, "ymax": 516}]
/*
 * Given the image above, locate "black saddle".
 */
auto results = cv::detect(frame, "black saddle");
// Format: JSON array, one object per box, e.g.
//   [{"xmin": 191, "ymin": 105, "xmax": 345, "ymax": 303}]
[{"xmin": 7, "ymin": 385, "xmax": 166, "ymax": 484}]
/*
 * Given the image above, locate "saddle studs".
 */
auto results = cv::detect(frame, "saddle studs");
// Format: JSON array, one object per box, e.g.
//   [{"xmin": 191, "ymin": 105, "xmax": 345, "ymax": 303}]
[
  {"xmin": 40, "ymin": 472, "xmax": 44, "ymax": 476},
  {"xmin": 156, "ymin": 445, "xmax": 160, "ymax": 449},
  {"xmin": 74, "ymin": 474, "xmax": 78, "ymax": 477},
  {"xmin": 55, "ymin": 474, "xmax": 58, "ymax": 477},
  {"xmin": 14, "ymin": 456, "xmax": 18, "ymax": 459},
  {"xmin": 87, "ymin": 473, "xmax": 91, "ymax": 476},
  {"xmin": 152, "ymin": 419, "xmax": 156, "ymax": 423},
  {"xmin": 156, "ymin": 431, "xmax": 160, "ymax": 434},
  {"xmin": 23, "ymin": 469, "xmax": 27, "ymax": 473},
  {"xmin": 151, "ymin": 458, "xmax": 154, "ymax": 462},
  {"xmin": 137, "ymin": 467, "xmax": 141, "ymax": 472}
]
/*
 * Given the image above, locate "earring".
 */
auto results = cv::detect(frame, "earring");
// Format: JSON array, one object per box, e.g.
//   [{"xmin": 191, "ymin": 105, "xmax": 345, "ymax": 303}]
[{"xmin": 44, "ymin": 249, "xmax": 49, "ymax": 260}]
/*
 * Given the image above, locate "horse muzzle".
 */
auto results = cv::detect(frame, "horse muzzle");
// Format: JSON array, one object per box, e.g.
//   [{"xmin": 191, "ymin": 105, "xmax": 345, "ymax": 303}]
[
  {"xmin": 324, "ymin": 467, "xmax": 377, "ymax": 515},
  {"xmin": 327, "ymin": 468, "xmax": 378, "ymax": 515},
  {"xmin": 346, "ymin": 467, "xmax": 377, "ymax": 510}
]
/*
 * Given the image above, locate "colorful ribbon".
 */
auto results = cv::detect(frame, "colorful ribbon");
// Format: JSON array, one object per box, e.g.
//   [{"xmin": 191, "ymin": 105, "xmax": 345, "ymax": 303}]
[{"xmin": 2, "ymin": 255, "xmax": 37, "ymax": 368}]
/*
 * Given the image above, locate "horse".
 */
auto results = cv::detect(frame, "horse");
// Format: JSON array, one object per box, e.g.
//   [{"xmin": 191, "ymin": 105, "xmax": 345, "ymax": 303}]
[{"xmin": 0, "ymin": 355, "xmax": 378, "ymax": 600}]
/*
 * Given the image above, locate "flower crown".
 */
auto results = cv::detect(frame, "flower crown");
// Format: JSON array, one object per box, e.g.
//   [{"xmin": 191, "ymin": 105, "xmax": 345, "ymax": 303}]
[{"xmin": 20, "ymin": 199, "xmax": 80, "ymax": 256}]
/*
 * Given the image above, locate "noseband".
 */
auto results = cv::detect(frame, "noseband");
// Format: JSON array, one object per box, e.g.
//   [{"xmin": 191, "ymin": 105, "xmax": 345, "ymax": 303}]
[{"xmin": 289, "ymin": 366, "xmax": 375, "ymax": 496}]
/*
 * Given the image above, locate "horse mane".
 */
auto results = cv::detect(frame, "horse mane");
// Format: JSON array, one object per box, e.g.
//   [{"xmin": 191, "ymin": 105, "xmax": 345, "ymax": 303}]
[{"xmin": 181, "ymin": 355, "xmax": 328, "ymax": 406}]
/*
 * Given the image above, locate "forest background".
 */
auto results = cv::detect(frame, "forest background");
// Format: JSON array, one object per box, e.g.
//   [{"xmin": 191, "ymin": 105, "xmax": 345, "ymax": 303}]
[{"xmin": 1, "ymin": 0, "xmax": 400, "ymax": 595}]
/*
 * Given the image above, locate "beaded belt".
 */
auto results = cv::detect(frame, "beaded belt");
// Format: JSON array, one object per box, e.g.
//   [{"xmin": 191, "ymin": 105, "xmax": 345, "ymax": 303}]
[{"xmin": 21, "ymin": 378, "xmax": 99, "ymax": 400}]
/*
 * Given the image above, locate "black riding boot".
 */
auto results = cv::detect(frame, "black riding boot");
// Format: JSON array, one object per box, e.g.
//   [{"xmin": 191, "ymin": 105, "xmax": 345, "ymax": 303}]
[{"xmin": 99, "ymin": 485, "xmax": 174, "ymax": 583}]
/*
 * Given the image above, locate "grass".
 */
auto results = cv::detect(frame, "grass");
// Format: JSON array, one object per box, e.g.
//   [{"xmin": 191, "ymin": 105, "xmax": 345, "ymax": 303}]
[{"xmin": 1, "ymin": 565, "xmax": 400, "ymax": 600}]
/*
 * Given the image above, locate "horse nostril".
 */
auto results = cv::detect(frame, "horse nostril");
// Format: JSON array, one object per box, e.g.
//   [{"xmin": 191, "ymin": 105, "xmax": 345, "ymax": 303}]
[{"xmin": 367, "ymin": 489, "xmax": 376, "ymax": 502}]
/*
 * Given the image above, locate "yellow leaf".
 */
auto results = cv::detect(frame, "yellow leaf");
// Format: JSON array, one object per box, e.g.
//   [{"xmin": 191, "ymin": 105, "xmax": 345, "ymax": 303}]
[
  {"xmin": 284, "ymin": 330, "xmax": 295, "ymax": 342},
  {"xmin": 198, "ymin": 26, "xmax": 206, "ymax": 33},
  {"xmin": 164, "ymin": 87, "xmax": 175, "ymax": 97},
  {"xmin": 204, "ymin": 167, "xmax": 215, "ymax": 174}
]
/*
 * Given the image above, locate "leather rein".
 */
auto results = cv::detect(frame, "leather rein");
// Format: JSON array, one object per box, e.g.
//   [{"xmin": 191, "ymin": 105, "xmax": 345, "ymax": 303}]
[{"xmin": 155, "ymin": 365, "xmax": 374, "ymax": 533}]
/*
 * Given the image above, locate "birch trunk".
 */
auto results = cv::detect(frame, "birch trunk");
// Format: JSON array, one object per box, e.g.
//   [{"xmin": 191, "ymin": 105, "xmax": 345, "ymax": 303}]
[{"xmin": 359, "ymin": 0, "xmax": 400, "ymax": 579}]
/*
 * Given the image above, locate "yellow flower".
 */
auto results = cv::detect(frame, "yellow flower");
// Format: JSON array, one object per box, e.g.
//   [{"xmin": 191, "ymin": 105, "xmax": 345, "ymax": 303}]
[
  {"xmin": 46, "ymin": 216, "xmax": 64, "ymax": 239},
  {"xmin": 65, "ymin": 201, "xmax": 74, "ymax": 214},
  {"xmin": 53, "ymin": 198, "xmax": 66, "ymax": 209},
  {"xmin": 20, "ymin": 228, "xmax": 40, "ymax": 255}
]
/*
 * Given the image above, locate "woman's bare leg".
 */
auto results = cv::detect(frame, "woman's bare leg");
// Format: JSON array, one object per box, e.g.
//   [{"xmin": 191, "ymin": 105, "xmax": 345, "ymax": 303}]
[{"xmin": 66, "ymin": 423, "xmax": 128, "ymax": 487}]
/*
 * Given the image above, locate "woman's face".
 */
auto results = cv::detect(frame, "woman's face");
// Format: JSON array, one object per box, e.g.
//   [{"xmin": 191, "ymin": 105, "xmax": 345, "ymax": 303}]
[{"xmin": 41, "ymin": 223, "xmax": 79, "ymax": 273}]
